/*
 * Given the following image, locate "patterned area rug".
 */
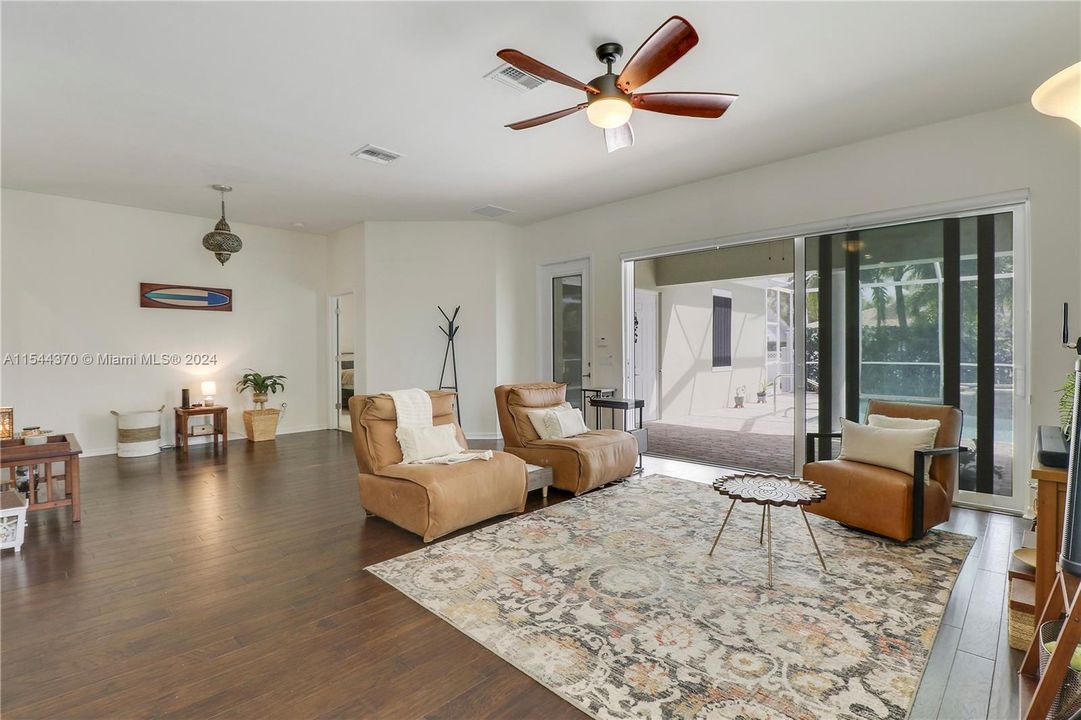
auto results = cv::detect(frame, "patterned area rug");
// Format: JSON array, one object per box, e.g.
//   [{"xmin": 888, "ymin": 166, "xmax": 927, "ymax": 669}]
[{"xmin": 368, "ymin": 475, "xmax": 974, "ymax": 720}]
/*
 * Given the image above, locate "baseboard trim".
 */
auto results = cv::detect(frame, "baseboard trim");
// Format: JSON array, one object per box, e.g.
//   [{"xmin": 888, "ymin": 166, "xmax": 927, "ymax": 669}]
[{"xmin": 82, "ymin": 424, "xmax": 331, "ymax": 458}]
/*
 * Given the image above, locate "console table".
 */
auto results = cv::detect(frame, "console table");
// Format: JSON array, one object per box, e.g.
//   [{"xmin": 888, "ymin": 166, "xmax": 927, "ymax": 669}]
[
  {"xmin": 1029, "ymin": 451, "xmax": 1068, "ymax": 619},
  {"xmin": 174, "ymin": 406, "xmax": 228, "ymax": 455},
  {"xmin": 588, "ymin": 396, "xmax": 647, "ymax": 470},
  {"xmin": 0, "ymin": 433, "xmax": 82, "ymax": 522}
]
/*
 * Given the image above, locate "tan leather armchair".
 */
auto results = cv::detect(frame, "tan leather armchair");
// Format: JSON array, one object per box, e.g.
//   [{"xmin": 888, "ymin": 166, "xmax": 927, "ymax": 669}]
[
  {"xmin": 802, "ymin": 400, "xmax": 964, "ymax": 541},
  {"xmin": 349, "ymin": 391, "xmax": 527, "ymax": 542},
  {"xmin": 495, "ymin": 382, "xmax": 638, "ymax": 495}
]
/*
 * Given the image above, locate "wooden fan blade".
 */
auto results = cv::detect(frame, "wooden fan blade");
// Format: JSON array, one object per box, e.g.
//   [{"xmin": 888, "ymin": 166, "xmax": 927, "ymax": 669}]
[
  {"xmin": 497, "ymin": 49, "xmax": 599, "ymax": 94},
  {"xmin": 631, "ymin": 92, "xmax": 738, "ymax": 118},
  {"xmin": 505, "ymin": 103, "xmax": 587, "ymax": 130},
  {"xmin": 616, "ymin": 16, "xmax": 699, "ymax": 92}
]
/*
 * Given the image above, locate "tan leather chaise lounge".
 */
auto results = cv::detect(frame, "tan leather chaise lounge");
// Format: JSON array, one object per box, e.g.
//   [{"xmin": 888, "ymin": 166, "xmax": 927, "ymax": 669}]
[
  {"xmin": 495, "ymin": 382, "xmax": 638, "ymax": 495},
  {"xmin": 349, "ymin": 391, "xmax": 527, "ymax": 542},
  {"xmin": 802, "ymin": 400, "xmax": 964, "ymax": 542}
]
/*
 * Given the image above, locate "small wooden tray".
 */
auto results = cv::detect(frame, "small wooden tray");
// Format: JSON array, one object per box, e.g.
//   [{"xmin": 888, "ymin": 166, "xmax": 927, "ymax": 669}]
[{"xmin": 1, "ymin": 435, "xmax": 75, "ymax": 461}]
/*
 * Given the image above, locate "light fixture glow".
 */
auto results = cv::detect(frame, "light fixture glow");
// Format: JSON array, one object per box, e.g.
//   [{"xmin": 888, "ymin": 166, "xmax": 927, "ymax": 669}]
[
  {"xmin": 1032, "ymin": 61, "xmax": 1081, "ymax": 128},
  {"xmin": 587, "ymin": 97, "xmax": 633, "ymax": 129},
  {"xmin": 201, "ymin": 381, "xmax": 217, "ymax": 406}
]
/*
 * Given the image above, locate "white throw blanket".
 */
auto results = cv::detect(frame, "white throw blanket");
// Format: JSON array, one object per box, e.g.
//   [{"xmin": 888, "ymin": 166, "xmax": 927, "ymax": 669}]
[
  {"xmin": 387, "ymin": 388, "xmax": 432, "ymax": 428},
  {"xmin": 386, "ymin": 388, "xmax": 492, "ymax": 466},
  {"xmin": 415, "ymin": 450, "xmax": 493, "ymax": 465}
]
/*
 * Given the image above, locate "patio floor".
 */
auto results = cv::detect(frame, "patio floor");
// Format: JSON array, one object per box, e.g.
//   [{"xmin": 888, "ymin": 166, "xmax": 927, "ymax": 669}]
[
  {"xmin": 645, "ymin": 392, "xmax": 1014, "ymax": 497},
  {"xmin": 645, "ymin": 392, "xmax": 802, "ymax": 475}
]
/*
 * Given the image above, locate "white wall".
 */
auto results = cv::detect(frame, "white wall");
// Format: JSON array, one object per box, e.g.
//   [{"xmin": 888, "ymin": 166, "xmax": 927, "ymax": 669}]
[
  {"xmin": 516, "ymin": 103, "xmax": 1081, "ymax": 454},
  {"xmin": 334, "ymin": 221, "xmax": 520, "ymax": 438},
  {"xmin": 1, "ymin": 190, "xmax": 329, "ymax": 454},
  {"xmin": 658, "ymin": 281, "xmax": 768, "ymax": 419}
]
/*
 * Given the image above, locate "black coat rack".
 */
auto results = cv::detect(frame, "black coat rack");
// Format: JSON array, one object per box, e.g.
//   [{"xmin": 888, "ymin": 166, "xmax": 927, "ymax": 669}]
[{"xmin": 438, "ymin": 305, "xmax": 462, "ymax": 425}]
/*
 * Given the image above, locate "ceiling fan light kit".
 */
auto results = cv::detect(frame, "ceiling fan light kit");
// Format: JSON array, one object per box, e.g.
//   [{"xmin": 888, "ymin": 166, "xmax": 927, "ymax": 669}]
[{"xmin": 497, "ymin": 16, "xmax": 738, "ymax": 152}]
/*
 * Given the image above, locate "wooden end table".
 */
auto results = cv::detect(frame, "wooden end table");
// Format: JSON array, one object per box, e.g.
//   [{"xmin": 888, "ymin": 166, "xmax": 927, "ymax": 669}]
[
  {"xmin": 526, "ymin": 464, "xmax": 554, "ymax": 499},
  {"xmin": 174, "ymin": 406, "xmax": 228, "ymax": 455},
  {"xmin": 709, "ymin": 472, "xmax": 828, "ymax": 588},
  {"xmin": 1, "ymin": 434, "xmax": 82, "ymax": 522}
]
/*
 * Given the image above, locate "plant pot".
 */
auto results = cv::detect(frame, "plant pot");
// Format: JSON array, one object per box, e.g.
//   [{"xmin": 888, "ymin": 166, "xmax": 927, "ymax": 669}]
[
  {"xmin": 252, "ymin": 393, "xmax": 268, "ymax": 409},
  {"xmin": 756, "ymin": 391, "xmax": 767, "ymax": 403},
  {"xmin": 243, "ymin": 408, "xmax": 280, "ymax": 442},
  {"xmin": 734, "ymin": 396, "xmax": 745, "ymax": 408}
]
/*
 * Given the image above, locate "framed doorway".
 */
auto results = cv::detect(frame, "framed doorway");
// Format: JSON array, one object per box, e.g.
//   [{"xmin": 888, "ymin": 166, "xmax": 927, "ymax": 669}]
[
  {"xmin": 538, "ymin": 258, "xmax": 591, "ymax": 410},
  {"xmin": 328, "ymin": 293, "xmax": 356, "ymax": 432}
]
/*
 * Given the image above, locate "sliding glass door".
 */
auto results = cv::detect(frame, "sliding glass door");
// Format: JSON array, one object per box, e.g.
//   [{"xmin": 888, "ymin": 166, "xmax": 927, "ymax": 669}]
[{"xmin": 803, "ymin": 207, "xmax": 1026, "ymax": 511}]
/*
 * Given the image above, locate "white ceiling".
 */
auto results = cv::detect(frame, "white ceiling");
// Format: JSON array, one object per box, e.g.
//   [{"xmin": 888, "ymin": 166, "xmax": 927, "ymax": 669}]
[{"xmin": 3, "ymin": 2, "xmax": 1078, "ymax": 233}]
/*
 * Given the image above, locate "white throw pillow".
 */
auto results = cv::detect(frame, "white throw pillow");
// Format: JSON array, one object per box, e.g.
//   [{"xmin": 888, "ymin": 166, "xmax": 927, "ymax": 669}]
[
  {"xmin": 546, "ymin": 408, "xmax": 589, "ymax": 438},
  {"xmin": 395, "ymin": 424, "xmax": 463, "ymax": 463},
  {"xmin": 527, "ymin": 402, "xmax": 572, "ymax": 439},
  {"xmin": 837, "ymin": 417, "xmax": 938, "ymax": 480},
  {"xmin": 867, "ymin": 414, "xmax": 941, "ymax": 434}
]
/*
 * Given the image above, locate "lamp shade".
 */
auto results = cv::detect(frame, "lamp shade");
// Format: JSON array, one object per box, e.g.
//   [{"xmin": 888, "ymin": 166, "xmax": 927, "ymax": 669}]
[
  {"xmin": 201, "ymin": 381, "xmax": 217, "ymax": 396},
  {"xmin": 1032, "ymin": 61, "xmax": 1081, "ymax": 127},
  {"xmin": 586, "ymin": 97, "xmax": 633, "ymax": 129},
  {"xmin": 0, "ymin": 407, "xmax": 12, "ymax": 440}
]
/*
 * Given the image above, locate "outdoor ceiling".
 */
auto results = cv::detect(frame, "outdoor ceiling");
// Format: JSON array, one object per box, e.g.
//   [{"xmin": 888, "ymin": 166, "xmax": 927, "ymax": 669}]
[{"xmin": 2, "ymin": 1, "xmax": 1078, "ymax": 234}]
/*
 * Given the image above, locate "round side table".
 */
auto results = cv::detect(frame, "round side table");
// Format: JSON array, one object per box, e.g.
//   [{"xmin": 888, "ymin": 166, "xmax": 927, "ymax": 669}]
[{"xmin": 709, "ymin": 472, "xmax": 828, "ymax": 588}]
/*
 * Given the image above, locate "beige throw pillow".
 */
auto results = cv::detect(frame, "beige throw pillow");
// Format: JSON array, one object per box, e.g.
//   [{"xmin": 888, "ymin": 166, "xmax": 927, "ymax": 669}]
[
  {"xmin": 527, "ymin": 403, "xmax": 572, "ymax": 440},
  {"xmin": 547, "ymin": 408, "xmax": 589, "ymax": 438},
  {"xmin": 395, "ymin": 424, "xmax": 463, "ymax": 463},
  {"xmin": 838, "ymin": 418, "xmax": 938, "ymax": 479}
]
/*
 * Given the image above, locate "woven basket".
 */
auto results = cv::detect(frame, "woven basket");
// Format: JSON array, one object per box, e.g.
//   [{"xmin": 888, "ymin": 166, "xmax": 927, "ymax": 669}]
[
  {"xmin": 1038, "ymin": 617, "xmax": 1081, "ymax": 719},
  {"xmin": 243, "ymin": 409, "xmax": 280, "ymax": 442},
  {"xmin": 1009, "ymin": 593, "xmax": 1036, "ymax": 651}
]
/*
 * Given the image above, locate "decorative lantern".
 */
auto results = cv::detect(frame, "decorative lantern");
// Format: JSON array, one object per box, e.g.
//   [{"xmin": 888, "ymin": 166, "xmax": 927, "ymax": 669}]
[{"xmin": 202, "ymin": 184, "xmax": 243, "ymax": 266}]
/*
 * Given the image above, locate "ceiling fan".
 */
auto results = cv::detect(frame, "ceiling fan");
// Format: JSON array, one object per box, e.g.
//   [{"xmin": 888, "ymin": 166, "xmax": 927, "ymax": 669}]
[{"xmin": 498, "ymin": 16, "xmax": 738, "ymax": 152}]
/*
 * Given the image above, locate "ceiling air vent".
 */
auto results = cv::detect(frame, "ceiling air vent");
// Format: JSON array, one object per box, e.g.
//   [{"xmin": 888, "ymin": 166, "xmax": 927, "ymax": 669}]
[
  {"xmin": 472, "ymin": 205, "xmax": 514, "ymax": 218},
  {"xmin": 484, "ymin": 63, "xmax": 546, "ymax": 93},
  {"xmin": 350, "ymin": 144, "xmax": 402, "ymax": 165}
]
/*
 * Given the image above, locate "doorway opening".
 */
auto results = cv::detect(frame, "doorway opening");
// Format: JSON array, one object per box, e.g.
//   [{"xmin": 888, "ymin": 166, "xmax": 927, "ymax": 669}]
[
  {"xmin": 630, "ymin": 240, "xmax": 797, "ymax": 474},
  {"xmin": 538, "ymin": 258, "xmax": 592, "ymax": 412},
  {"xmin": 330, "ymin": 293, "xmax": 356, "ymax": 432}
]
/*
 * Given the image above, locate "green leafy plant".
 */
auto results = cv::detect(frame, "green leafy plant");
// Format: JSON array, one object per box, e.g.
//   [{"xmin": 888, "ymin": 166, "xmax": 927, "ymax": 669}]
[
  {"xmin": 235, "ymin": 369, "xmax": 287, "ymax": 396},
  {"xmin": 1059, "ymin": 372, "xmax": 1076, "ymax": 437}
]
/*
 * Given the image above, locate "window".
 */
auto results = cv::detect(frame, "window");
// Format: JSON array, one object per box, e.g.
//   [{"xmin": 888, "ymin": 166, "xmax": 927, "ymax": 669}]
[{"xmin": 712, "ymin": 289, "xmax": 732, "ymax": 369}]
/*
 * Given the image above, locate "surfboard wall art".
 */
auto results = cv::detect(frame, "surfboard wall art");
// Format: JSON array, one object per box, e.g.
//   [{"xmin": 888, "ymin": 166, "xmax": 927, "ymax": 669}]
[{"xmin": 140, "ymin": 283, "xmax": 233, "ymax": 312}]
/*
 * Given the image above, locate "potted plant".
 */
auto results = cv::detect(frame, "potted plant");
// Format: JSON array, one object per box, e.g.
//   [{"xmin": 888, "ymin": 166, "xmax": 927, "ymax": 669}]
[
  {"xmin": 1060, "ymin": 372, "xmax": 1076, "ymax": 437},
  {"xmin": 734, "ymin": 385, "xmax": 746, "ymax": 409},
  {"xmin": 757, "ymin": 380, "xmax": 772, "ymax": 404},
  {"xmin": 236, "ymin": 369, "xmax": 287, "ymax": 441}
]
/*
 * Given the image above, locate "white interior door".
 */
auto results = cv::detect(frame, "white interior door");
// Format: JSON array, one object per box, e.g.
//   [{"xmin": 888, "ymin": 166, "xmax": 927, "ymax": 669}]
[
  {"xmin": 539, "ymin": 259, "xmax": 591, "ymax": 410},
  {"xmin": 634, "ymin": 289, "xmax": 659, "ymax": 421}
]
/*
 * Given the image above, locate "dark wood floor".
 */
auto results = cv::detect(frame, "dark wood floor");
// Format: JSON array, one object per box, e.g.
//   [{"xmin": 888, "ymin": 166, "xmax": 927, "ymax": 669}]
[{"xmin": 1, "ymin": 431, "xmax": 1025, "ymax": 719}]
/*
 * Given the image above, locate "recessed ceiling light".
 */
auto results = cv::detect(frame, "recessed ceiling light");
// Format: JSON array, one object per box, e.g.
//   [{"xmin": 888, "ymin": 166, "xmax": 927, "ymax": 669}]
[{"xmin": 291, "ymin": 222, "xmax": 305, "ymax": 229}]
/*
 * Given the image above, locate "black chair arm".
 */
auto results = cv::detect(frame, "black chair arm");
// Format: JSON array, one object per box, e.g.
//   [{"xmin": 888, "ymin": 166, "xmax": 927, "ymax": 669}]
[
  {"xmin": 910, "ymin": 446, "xmax": 965, "ymax": 540},
  {"xmin": 805, "ymin": 432, "xmax": 842, "ymax": 463}
]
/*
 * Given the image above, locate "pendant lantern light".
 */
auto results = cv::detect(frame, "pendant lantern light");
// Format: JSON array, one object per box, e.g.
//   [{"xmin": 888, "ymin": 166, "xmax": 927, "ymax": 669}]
[{"xmin": 202, "ymin": 184, "xmax": 243, "ymax": 266}]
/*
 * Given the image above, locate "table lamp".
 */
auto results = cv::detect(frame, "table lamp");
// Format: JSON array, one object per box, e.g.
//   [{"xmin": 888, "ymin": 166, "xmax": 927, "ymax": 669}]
[
  {"xmin": 201, "ymin": 381, "xmax": 217, "ymax": 407},
  {"xmin": 0, "ymin": 407, "xmax": 12, "ymax": 440}
]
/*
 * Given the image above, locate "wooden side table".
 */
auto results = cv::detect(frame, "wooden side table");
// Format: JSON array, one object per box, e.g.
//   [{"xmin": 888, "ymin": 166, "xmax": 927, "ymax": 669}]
[
  {"xmin": 174, "ymin": 406, "xmax": 228, "ymax": 455},
  {"xmin": 526, "ymin": 464, "xmax": 554, "ymax": 499},
  {"xmin": 0, "ymin": 434, "xmax": 82, "ymax": 522}
]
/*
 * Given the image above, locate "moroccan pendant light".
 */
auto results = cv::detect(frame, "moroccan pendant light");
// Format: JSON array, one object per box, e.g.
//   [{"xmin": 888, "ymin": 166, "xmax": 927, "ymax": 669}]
[{"xmin": 202, "ymin": 184, "xmax": 243, "ymax": 266}]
